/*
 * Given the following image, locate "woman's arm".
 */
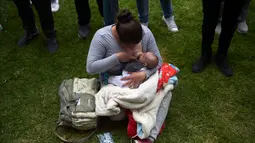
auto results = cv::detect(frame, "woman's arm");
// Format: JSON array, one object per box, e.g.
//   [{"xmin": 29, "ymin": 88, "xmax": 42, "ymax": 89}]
[
  {"xmin": 143, "ymin": 29, "xmax": 163, "ymax": 78},
  {"xmin": 86, "ymin": 31, "xmax": 120, "ymax": 74}
]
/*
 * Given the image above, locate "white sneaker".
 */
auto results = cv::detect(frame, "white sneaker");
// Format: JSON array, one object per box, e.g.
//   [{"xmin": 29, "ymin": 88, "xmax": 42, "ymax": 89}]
[
  {"xmin": 51, "ymin": 0, "xmax": 60, "ymax": 12},
  {"xmin": 162, "ymin": 16, "xmax": 179, "ymax": 32},
  {"xmin": 215, "ymin": 23, "xmax": 222, "ymax": 34},
  {"xmin": 237, "ymin": 21, "xmax": 248, "ymax": 34}
]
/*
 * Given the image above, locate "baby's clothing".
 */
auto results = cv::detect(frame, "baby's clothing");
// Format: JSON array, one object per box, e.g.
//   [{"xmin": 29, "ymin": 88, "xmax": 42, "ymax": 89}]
[
  {"xmin": 108, "ymin": 61, "xmax": 146, "ymax": 88},
  {"xmin": 108, "ymin": 71, "xmax": 130, "ymax": 87},
  {"xmin": 124, "ymin": 61, "xmax": 145, "ymax": 72}
]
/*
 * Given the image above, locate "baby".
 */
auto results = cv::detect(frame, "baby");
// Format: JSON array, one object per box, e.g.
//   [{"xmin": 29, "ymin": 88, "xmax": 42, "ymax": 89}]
[
  {"xmin": 108, "ymin": 51, "xmax": 158, "ymax": 88},
  {"xmin": 125, "ymin": 52, "xmax": 158, "ymax": 72}
]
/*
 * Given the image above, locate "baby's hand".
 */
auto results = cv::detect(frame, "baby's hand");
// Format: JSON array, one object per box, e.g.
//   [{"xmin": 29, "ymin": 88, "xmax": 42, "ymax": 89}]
[{"xmin": 138, "ymin": 53, "xmax": 147, "ymax": 65}]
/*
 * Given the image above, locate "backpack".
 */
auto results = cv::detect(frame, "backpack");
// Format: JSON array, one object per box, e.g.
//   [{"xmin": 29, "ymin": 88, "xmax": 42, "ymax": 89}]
[{"xmin": 55, "ymin": 77, "xmax": 100, "ymax": 143}]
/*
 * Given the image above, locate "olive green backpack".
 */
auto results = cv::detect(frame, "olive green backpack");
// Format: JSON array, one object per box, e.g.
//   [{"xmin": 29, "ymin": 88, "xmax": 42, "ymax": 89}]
[{"xmin": 55, "ymin": 78, "xmax": 99, "ymax": 143}]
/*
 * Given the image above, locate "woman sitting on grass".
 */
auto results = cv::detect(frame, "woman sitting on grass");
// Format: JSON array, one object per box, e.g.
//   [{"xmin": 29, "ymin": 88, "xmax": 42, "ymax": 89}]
[{"xmin": 86, "ymin": 9, "xmax": 171, "ymax": 143}]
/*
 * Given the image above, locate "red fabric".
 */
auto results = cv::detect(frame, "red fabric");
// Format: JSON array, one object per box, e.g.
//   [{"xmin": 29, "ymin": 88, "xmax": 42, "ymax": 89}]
[
  {"xmin": 126, "ymin": 110, "xmax": 137, "ymax": 138},
  {"xmin": 157, "ymin": 63, "xmax": 178, "ymax": 92},
  {"xmin": 159, "ymin": 123, "xmax": 165, "ymax": 134}
]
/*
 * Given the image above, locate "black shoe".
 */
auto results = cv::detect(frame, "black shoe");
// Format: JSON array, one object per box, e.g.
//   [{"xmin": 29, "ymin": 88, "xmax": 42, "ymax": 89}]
[
  {"xmin": 17, "ymin": 29, "xmax": 39, "ymax": 47},
  {"xmin": 215, "ymin": 54, "xmax": 233, "ymax": 77},
  {"xmin": 192, "ymin": 54, "xmax": 211, "ymax": 73},
  {"xmin": 47, "ymin": 38, "xmax": 58, "ymax": 53},
  {"xmin": 78, "ymin": 24, "xmax": 90, "ymax": 38}
]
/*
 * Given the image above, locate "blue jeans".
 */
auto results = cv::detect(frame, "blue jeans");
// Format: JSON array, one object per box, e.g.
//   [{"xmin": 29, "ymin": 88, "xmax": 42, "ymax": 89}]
[
  {"xmin": 136, "ymin": 0, "xmax": 173, "ymax": 23},
  {"xmin": 103, "ymin": 0, "xmax": 118, "ymax": 26},
  {"xmin": 103, "ymin": 0, "xmax": 174, "ymax": 25}
]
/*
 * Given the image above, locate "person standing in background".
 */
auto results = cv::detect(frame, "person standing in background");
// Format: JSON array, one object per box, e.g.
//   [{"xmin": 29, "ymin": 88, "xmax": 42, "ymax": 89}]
[
  {"xmin": 101, "ymin": 0, "xmax": 119, "ymax": 26},
  {"xmin": 192, "ymin": 0, "xmax": 245, "ymax": 77},
  {"xmin": 13, "ymin": 0, "xmax": 58, "ymax": 53},
  {"xmin": 215, "ymin": 0, "xmax": 251, "ymax": 34},
  {"xmin": 30, "ymin": 0, "xmax": 60, "ymax": 13},
  {"xmin": 136, "ymin": 0, "xmax": 179, "ymax": 32},
  {"xmin": 102, "ymin": 0, "xmax": 179, "ymax": 32},
  {"xmin": 237, "ymin": 0, "xmax": 251, "ymax": 33},
  {"xmin": 74, "ymin": 0, "xmax": 103, "ymax": 38}
]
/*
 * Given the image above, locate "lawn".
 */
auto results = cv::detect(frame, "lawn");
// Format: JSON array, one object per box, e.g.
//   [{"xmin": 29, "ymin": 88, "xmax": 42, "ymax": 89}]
[{"xmin": 0, "ymin": 0, "xmax": 255, "ymax": 143}]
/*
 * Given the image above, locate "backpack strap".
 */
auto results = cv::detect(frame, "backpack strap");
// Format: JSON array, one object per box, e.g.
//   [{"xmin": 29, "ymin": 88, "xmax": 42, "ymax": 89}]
[{"xmin": 55, "ymin": 122, "xmax": 97, "ymax": 143}]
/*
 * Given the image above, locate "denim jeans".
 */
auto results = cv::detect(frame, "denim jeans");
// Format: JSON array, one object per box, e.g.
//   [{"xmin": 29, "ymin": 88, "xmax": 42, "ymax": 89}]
[
  {"xmin": 103, "ymin": 0, "xmax": 119, "ymax": 26},
  {"xmin": 136, "ymin": 0, "xmax": 173, "ymax": 23},
  {"xmin": 103, "ymin": 0, "xmax": 174, "ymax": 25}
]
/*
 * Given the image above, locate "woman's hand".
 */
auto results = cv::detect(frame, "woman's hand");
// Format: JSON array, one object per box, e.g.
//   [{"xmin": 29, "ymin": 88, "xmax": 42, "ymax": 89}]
[
  {"xmin": 116, "ymin": 52, "xmax": 136, "ymax": 63},
  {"xmin": 121, "ymin": 71, "xmax": 147, "ymax": 88}
]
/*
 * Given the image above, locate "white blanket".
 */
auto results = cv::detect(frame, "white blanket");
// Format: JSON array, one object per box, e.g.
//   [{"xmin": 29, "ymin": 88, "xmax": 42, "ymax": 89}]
[{"xmin": 95, "ymin": 72, "xmax": 174, "ymax": 139}]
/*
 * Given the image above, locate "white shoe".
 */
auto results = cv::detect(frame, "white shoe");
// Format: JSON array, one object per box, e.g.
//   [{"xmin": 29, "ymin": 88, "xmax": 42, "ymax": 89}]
[
  {"xmin": 51, "ymin": 0, "xmax": 60, "ymax": 12},
  {"xmin": 162, "ymin": 16, "xmax": 179, "ymax": 32},
  {"xmin": 237, "ymin": 21, "xmax": 248, "ymax": 34}
]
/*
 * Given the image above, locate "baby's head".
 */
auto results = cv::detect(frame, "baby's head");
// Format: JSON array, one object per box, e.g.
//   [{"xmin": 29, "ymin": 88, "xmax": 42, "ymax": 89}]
[{"xmin": 139, "ymin": 52, "xmax": 158, "ymax": 69}]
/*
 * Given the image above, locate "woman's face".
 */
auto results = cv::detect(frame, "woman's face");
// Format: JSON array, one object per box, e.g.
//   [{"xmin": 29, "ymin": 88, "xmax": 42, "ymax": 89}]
[
  {"xmin": 121, "ymin": 43, "xmax": 137, "ymax": 54},
  {"xmin": 113, "ymin": 25, "xmax": 140, "ymax": 52}
]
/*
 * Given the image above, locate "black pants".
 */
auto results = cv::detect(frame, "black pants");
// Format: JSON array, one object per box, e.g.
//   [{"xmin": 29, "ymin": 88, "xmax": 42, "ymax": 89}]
[
  {"xmin": 13, "ymin": 0, "xmax": 55, "ymax": 38},
  {"xmin": 74, "ymin": 0, "xmax": 103, "ymax": 26},
  {"xmin": 202, "ymin": 0, "xmax": 245, "ymax": 56},
  {"xmin": 97, "ymin": 0, "xmax": 104, "ymax": 17}
]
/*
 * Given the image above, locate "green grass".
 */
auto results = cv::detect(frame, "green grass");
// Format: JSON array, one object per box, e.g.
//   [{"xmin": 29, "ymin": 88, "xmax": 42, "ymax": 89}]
[{"xmin": 1, "ymin": 0, "xmax": 255, "ymax": 143}]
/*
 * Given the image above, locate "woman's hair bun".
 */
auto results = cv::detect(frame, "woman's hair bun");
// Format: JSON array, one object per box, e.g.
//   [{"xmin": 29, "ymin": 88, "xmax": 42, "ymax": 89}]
[{"xmin": 117, "ymin": 9, "xmax": 134, "ymax": 23}]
